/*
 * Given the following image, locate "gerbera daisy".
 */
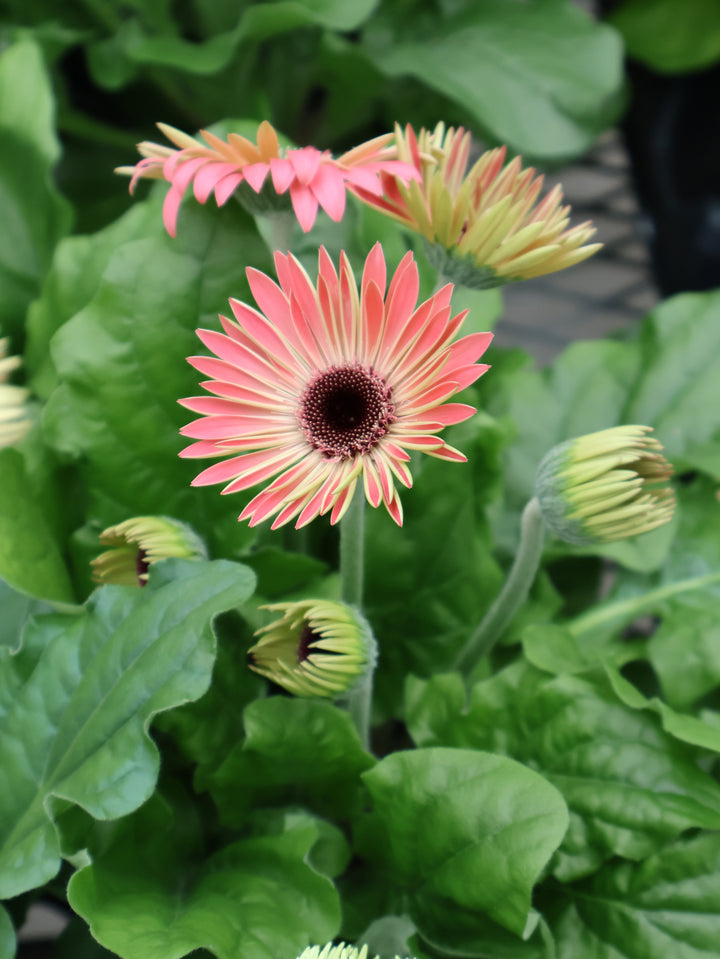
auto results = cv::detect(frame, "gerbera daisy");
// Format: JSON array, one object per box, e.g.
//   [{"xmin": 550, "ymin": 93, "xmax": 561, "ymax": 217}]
[
  {"xmin": 116, "ymin": 120, "xmax": 420, "ymax": 236},
  {"xmin": 179, "ymin": 243, "xmax": 492, "ymax": 529},
  {"xmin": 353, "ymin": 122, "xmax": 602, "ymax": 288}
]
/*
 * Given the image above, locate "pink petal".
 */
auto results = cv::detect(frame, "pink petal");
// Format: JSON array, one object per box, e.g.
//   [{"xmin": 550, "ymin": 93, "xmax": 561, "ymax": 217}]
[
  {"xmin": 310, "ymin": 163, "xmax": 347, "ymax": 221},
  {"xmin": 162, "ymin": 186, "xmax": 185, "ymax": 237},
  {"xmin": 243, "ymin": 162, "xmax": 270, "ymax": 192},
  {"xmin": 215, "ymin": 173, "xmax": 245, "ymax": 206},
  {"xmin": 193, "ymin": 162, "xmax": 237, "ymax": 203},
  {"xmin": 361, "ymin": 242, "xmax": 387, "ymax": 299},
  {"xmin": 179, "ymin": 440, "xmax": 224, "ymax": 458},
  {"xmin": 385, "ymin": 490, "xmax": 404, "ymax": 526},
  {"xmin": 270, "ymin": 157, "xmax": 295, "ymax": 194},
  {"xmin": 362, "ymin": 460, "xmax": 383, "ymax": 508},
  {"xmin": 290, "ymin": 183, "xmax": 320, "ymax": 232},
  {"xmin": 288, "ymin": 146, "xmax": 323, "ymax": 185}
]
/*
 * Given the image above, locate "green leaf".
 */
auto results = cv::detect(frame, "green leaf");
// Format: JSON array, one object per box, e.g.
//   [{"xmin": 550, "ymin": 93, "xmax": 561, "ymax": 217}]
[
  {"xmin": 359, "ymin": 747, "xmax": 568, "ymax": 939},
  {"xmin": 0, "ymin": 578, "xmax": 52, "ymax": 650},
  {"xmin": 624, "ymin": 291, "xmax": 720, "ymax": 478},
  {"xmin": 42, "ymin": 201, "xmax": 273, "ymax": 557},
  {"xmin": 0, "ymin": 448, "xmax": 74, "ymax": 603},
  {"xmin": 554, "ymin": 833, "xmax": 720, "ymax": 958},
  {"xmin": 0, "ymin": 557, "xmax": 255, "ymax": 899},
  {"xmin": 68, "ymin": 798, "xmax": 340, "ymax": 959},
  {"xmin": 362, "ymin": 0, "xmax": 623, "ymax": 160},
  {"xmin": 608, "ymin": 0, "xmax": 720, "ymax": 73},
  {"xmin": 25, "ymin": 195, "xmax": 165, "ymax": 399},
  {"xmin": 210, "ymin": 697, "xmax": 375, "ymax": 825},
  {"xmin": 405, "ymin": 664, "xmax": 720, "ymax": 880},
  {"xmin": 0, "ymin": 38, "xmax": 71, "ymax": 336},
  {"xmin": 0, "ymin": 906, "xmax": 13, "ymax": 959},
  {"xmin": 88, "ymin": 0, "xmax": 379, "ymax": 85},
  {"xmin": 604, "ymin": 664, "xmax": 720, "ymax": 754},
  {"xmin": 153, "ymin": 611, "xmax": 263, "ymax": 787}
]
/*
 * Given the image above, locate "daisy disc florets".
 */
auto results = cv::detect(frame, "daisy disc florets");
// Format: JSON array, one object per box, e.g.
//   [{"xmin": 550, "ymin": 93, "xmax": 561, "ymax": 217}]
[{"xmin": 179, "ymin": 242, "xmax": 492, "ymax": 529}]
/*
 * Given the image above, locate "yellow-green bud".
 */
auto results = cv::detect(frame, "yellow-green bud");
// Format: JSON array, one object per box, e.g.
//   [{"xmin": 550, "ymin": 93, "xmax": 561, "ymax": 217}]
[
  {"xmin": 91, "ymin": 516, "xmax": 207, "ymax": 586},
  {"xmin": 248, "ymin": 599, "xmax": 377, "ymax": 700},
  {"xmin": 0, "ymin": 337, "xmax": 32, "ymax": 448},
  {"xmin": 296, "ymin": 944, "xmax": 411, "ymax": 959},
  {"xmin": 534, "ymin": 425, "xmax": 675, "ymax": 545}
]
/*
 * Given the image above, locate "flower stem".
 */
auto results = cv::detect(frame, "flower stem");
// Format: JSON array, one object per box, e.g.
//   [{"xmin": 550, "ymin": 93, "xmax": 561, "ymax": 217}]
[
  {"xmin": 455, "ymin": 497, "xmax": 546, "ymax": 673},
  {"xmin": 340, "ymin": 486, "xmax": 365, "ymax": 608},
  {"xmin": 260, "ymin": 212, "xmax": 295, "ymax": 255},
  {"xmin": 568, "ymin": 570, "xmax": 720, "ymax": 636},
  {"xmin": 346, "ymin": 670, "xmax": 374, "ymax": 752}
]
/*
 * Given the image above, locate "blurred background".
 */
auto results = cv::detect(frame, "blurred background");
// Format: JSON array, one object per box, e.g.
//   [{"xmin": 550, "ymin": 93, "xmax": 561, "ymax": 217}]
[{"xmin": 1, "ymin": 0, "xmax": 719, "ymax": 365}]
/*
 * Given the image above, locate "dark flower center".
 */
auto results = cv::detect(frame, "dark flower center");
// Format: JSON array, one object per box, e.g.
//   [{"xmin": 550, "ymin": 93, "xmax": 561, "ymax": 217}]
[
  {"xmin": 135, "ymin": 547, "xmax": 150, "ymax": 586},
  {"xmin": 299, "ymin": 363, "xmax": 396, "ymax": 459},
  {"xmin": 297, "ymin": 624, "xmax": 316, "ymax": 663}
]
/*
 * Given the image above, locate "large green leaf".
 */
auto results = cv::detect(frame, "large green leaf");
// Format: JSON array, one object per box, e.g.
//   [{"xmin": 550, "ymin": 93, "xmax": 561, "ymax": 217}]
[
  {"xmin": 405, "ymin": 664, "xmax": 720, "ymax": 880},
  {"xmin": 608, "ymin": 0, "xmax": 720, "ymax": 73},
  {"xmin": 0, "ymin": 38, "xmax": 71, "ymax": 337},
  {"xmin": 42, "ymin": 201, "xmax": 272, "ymax": 557},
  {"xmin": 210, "ymin": 697, "xmax": 375, "ymax": 825},
  {"xmin": 359, "ymin": 747, "xmax": 568, "ymax": 939},
  {"xmin": 0, "ymin": 557, "xmax": 255, "ymax": 899},
  {"xmin": 68, "ymin": 799, "xmax": 340, "ymax": 959},
  {"xmin": 554, "ymin": 833, "xmax": 720, "ymax": 958},
  {"xmin": 0, "ymin": 448, "xmax": 74, "ymax": 604},
  {"xmin": 362, "ymin": 0, "xmax": 623, "ymax": 160},
  {"xmin": 25, "ymin": 195, "xmax": 165, "ymax": 399}
]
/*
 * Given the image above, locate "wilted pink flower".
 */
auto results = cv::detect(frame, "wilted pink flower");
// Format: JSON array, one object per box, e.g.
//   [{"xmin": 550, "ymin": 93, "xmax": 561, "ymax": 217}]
[
  {"xmin": 179, "ymin": 243, "xmax": 492, "ymax": 529},
  {"xmin": 116, "ymin": 121, "xmax": 420, "ymax": 236}
]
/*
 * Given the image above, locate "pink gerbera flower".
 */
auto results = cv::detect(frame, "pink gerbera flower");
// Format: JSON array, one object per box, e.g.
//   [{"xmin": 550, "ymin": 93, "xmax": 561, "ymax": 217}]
[
  {"xmin": 116, "ymin": 120, "xmax": 420, "ymax": 236},
  {"xmin": 179, "ymin": 243, "xmax": 492, "ymax": 529}
]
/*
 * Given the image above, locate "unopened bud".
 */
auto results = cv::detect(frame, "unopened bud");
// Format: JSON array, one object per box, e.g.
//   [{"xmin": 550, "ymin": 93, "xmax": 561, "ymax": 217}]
[
  {"xmin": 535, "ymin": 425, "xmax": 675, "ymax": 545},
  {"xmin": 249, "ymin": 599, "xmax": 376, "ymax": 700},
  {"xmin": 91, "ymin": 515, "xmax": 207, "ymax": 586}
]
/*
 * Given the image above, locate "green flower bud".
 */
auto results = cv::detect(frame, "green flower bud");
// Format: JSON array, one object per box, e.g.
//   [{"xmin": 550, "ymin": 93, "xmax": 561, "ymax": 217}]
[
  {"xmin": 248, "ymin": 599, "xmax": 377, "ymax": 700},
  {"xmin": 0, "ymin": 336, "xmax": 32, "ymax": 448},
  {"xmin": 91, "ymin": 516, "xmax": 207, "ymax": 586},
  {"xmin": 534, "ymin": 425, "xmax": 675, "ymax": 545},
  {"xmin": 296, "ymin": 944, "xmax": 411, "ymax": 959}
]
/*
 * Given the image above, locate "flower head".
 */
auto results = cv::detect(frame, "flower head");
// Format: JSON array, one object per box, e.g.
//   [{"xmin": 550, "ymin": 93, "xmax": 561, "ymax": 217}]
[
  {"xmin": 249, "ymin": 599, "xmax": 375, "ymax": 699},
  {"xmin": 117, "ymin": 121, "xmax": 420, "ymax": 236},
  {"xmin": 0, "ymin": 337, "xmax": 32, "ymax": 448},
  {"xmin": 534, "ymin": 425, "xmax": 675, "ymax": 545},
  {"xmin": 179, "ymin": 243, "xmax": 491, "ymax": 529},
  {"xmin": 91, "ymin": 516, "xmax": 207, "ymax": 586},
  {"xmin": 354, "ymin": 123, "xmax": 602, "ymax": 288}
]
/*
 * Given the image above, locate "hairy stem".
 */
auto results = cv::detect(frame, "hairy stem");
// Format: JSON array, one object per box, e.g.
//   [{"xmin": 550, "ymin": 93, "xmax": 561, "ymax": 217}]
[
  {"xmin": 340, "ymin": 486, "xmax": 365, "ymax": 609},
  {"xmin": 455, "ymin": 497, "xmax": 546, "ymax": 673}
]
